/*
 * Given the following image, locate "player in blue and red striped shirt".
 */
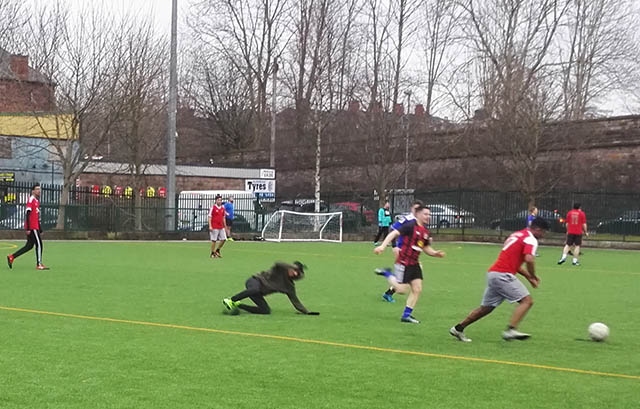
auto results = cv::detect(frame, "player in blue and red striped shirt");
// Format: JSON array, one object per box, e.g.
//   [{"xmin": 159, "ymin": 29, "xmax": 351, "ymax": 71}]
[
  {"xmin": 376, "ymin": 200, "xmax": 423, "ymax": 302},
  {"xmin": 373, "ymin": 204, "xmax": 446, "ymax": 324}
]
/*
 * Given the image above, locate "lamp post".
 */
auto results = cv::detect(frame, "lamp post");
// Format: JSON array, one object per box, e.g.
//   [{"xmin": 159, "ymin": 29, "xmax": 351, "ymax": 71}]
[
  {"xmin": 165, "ymin": 0, "xmax": 178, "ymax": 231},
  {"xmin": 403, "ymin": 90, "xmax": 412, "ymax": 189},
  {"xmin": 270, "ymin": 60, "xmax": 278, "ymax": 168}
]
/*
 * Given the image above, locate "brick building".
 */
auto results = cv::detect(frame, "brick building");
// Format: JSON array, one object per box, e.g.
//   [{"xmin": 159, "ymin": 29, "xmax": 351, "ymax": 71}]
[
  {"xmin": 0, "ymin": 49, "xmax": 55, "ymax": 112},
  {"xmin": 0, "ymin": 48, "xmax": 67, "ymax": 187}
]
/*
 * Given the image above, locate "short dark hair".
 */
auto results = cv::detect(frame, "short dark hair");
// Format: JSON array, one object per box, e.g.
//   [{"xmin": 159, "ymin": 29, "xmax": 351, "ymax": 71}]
[
  {"xmin": 215, "ymin": 194, "xmax": 222, "ymax": 200},
  {"xmin": 530, "ymin": 217, "xmax": 550, "ymax": 231},
  {"xmin": 412, "ymin": 200, "xmax": 424, "ymax": 207},
  {"xmin": 573, "ymin": 202, "xmax": 581, "ymax": 210},
  {"xmin": 31, "ymin": 183, "xmax": 40, "ymax": 191}
]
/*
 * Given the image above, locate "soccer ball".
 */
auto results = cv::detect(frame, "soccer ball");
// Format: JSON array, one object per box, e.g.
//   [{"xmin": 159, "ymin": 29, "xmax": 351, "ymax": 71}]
[{"xmin": 588, "ymin": 322, "xmax": 609, "ymax": 342}]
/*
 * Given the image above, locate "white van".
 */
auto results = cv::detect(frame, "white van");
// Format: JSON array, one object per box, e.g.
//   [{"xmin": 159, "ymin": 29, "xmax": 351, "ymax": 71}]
[{"xmin": 177, "ymin": 190, "xmax": 257, "ymax": 232}]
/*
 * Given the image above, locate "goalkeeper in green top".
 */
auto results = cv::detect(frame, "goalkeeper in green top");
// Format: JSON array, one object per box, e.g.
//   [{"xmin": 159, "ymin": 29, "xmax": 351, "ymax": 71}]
[
  {"xmin": 374, "ymin": 201, "xmax": 392, "ymax": 245},
  {"xmin": 222, "ymin": 261, "xmax": 319, "ymax": 315}
]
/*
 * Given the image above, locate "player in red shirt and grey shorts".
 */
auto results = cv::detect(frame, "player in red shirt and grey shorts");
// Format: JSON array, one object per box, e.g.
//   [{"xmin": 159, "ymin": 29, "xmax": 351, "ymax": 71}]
[
  {"xmin": 449, "ymin": 217, "xmax": 550, "ymax": 342},
  {"xmin": 208, "ymin": 195, "xmax": 228, "ymax": 258}
]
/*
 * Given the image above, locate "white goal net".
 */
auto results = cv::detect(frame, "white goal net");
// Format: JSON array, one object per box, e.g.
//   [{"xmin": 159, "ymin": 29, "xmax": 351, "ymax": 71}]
[{"xmin": 261, "ymin": 210, "xmax": 343, "ymax": 242}]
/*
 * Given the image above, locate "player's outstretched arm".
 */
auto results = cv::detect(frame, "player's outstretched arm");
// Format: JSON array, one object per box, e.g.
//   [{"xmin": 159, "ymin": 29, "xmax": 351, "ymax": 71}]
[{"xmin": 423, "ymin": 246, "xmax": 445, "ymax": 258}]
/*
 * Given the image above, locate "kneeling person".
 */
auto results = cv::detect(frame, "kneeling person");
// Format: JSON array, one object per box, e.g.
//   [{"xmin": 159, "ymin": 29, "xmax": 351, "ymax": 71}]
[{"xmin": 222, "ymin": 261, "xmax": 319, "ymax": 315}]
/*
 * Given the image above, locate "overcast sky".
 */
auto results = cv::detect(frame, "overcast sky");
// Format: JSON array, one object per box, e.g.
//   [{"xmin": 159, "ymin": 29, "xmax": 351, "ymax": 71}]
[{"xmin": 20, "ymin": 0, "xmax": 640, "ymax": 117}]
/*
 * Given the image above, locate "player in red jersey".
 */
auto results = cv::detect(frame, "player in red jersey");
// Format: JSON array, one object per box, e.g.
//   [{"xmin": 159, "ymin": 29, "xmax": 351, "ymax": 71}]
[
  {"xmin": 558, "ymin": 203, "xmax": 588, "ymax": 266},
  {"xmin": 7, "ymin": 183, "xmax": 49, "ymax": 270},
  {"xmin": 373, "ymin": 205, "xmax": 446, "ymax": 324},
  {"xmin": 449, "ymin": 217, "xmax": 549, "ymax": 342},
  {"xmin": 208, "ymin": 195, "xmax": 227, "ymax": 258}
]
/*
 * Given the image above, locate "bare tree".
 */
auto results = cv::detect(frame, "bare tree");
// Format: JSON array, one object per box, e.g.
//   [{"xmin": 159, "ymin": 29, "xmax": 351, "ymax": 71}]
[
  {"xmin": 108, "ymin": 21, "xmax": 168, "ymax": 230},
  {"xmin": 360, "ymin": 0, "xmax": 411, "ymax": 203},
  {"xmin": 18, "ymin": 3, "xmax": 131, "ymax": 229},
  {"xmin": 184, "ymin": 55, "xmax": 266, "ymax": 151},
  {"xmin": 0, "ymin": 0, "xmax": 25, "ymax": 47},
  {"xmin": 460, "ymin": 0, "xmax": 570, "ymax": 206},
  {"xmin": 419, "ymin": 0, "xmax": 462, "ymax": 116},
  {"xmin": 187, "ymin": 0, "xmax": 290, "ymax": 150},
  {"xmin": 560, "ymin": 0, "xmax": 639, "ymax": 119}
]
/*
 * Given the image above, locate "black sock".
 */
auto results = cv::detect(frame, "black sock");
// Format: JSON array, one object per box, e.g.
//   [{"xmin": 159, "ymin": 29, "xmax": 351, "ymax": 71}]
[
  {"xmin": 384, "ymin": 287, "xmax": 396, "ymax": 296},
  {"xmin": 455, "ymin": 324, "xmax": 464, "ymax": 332},
  {"xmin": 507, "ymin": 325, "xmax": 515, "ymax": 330}
]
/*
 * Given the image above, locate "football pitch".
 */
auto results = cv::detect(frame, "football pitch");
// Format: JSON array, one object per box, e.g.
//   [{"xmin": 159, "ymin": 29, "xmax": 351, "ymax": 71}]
[{"xmin": 1, "ymin": 239, "xmax": 638, "ymax": 408}]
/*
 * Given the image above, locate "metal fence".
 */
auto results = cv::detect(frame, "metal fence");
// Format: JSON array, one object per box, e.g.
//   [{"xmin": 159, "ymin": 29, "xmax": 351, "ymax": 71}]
[{"xmin": 1, "ymin": 181, "xmax": 639, "ymax": 240}]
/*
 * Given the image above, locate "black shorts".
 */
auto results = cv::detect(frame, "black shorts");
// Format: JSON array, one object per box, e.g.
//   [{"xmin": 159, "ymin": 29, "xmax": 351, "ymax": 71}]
[
  {"xmin": 566, "ymin": 234, "xmax": 583, "ymax": 246},
  {"xmin": 226, "ymin": 218, "xmax": 233, "ymax": 227},
  {"xmin": 400, "ymin": 264, "xmax": 423, "ymax": 284}
]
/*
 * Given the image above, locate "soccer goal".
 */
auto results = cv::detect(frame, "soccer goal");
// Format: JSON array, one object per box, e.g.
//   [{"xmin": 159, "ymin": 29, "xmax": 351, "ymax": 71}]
[{"xmin": 260, "ymin": 210, "xmax": 343, "ymax": 242}]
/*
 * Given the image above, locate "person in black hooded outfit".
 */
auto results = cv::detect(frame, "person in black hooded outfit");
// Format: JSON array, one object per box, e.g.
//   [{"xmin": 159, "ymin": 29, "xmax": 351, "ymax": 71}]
[{"xmin": 222, "ymin": 261, "xmax": 319, "ymax": 315}]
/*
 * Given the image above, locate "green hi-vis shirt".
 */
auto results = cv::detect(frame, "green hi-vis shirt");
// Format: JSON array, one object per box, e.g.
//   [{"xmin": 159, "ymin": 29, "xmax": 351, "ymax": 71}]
[{"xmin": 378, "ymin": 208, "xmax": 392, "ymax": 227}]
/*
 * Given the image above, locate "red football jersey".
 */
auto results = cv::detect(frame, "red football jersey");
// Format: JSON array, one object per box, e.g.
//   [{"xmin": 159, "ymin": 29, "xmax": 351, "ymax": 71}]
[
  {"xmin": 209, "ymin": 205, "xmax": 226, "ymax": 229},
  {"xmin": 565, "ymin": 209, "xmax": 586, "ymax": 235},
  {"xmin": 25, "ymin": 195, "xmax": 41, "ymax": 230},
  {"xmin": 488, "ymin": 228, "xmax": 538, "ymax": 275},
  {"xmin": 396, "ymin": 220, "xmax": 431, "ymax": 266}
]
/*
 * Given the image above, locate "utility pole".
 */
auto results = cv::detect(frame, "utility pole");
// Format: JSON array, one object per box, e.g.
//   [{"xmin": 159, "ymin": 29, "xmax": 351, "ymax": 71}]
[
  {"xmin": 403, "ymin": 90, "xmax": 412, "ymax": 189},
  {"xmin": 270, "ymin": 60, "xmax": 278, "ymax": 168},
  {"xmin": 166, "ymin": 0, "xmax": 178, "ymax": 231}
]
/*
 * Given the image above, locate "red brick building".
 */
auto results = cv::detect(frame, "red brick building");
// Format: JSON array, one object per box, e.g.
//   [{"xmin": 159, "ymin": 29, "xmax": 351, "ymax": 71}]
[{"xmin": 0, "ymin": 48, "xmax": 55, "ymax": 112}]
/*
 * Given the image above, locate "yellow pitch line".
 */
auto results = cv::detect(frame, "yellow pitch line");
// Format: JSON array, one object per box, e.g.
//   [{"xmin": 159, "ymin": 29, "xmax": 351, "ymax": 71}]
[{"xmin": 1, "ymin": 306, "xmax": 638, "ymax": 381}]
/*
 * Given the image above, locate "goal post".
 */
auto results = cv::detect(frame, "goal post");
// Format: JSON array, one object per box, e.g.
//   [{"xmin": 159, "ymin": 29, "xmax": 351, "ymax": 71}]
[{"xmin": 261, "ymin": 210, "xmax": 343, "ymax": 242}]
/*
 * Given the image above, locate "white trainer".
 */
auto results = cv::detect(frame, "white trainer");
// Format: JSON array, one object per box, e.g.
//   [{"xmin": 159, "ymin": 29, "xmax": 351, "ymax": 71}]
[
  {"xmin": 449, "ymin": 327, "xmax": 472, "ymax": 342},
  {"xmin": 502, "ymin": 328, "xmax": 531, "ymax": 341}
]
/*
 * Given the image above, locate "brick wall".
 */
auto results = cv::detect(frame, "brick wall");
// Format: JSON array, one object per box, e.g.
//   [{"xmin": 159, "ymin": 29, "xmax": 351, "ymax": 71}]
[{"xmin": 0, "ymin": 80, "xmax": 55, "ymax": 112}]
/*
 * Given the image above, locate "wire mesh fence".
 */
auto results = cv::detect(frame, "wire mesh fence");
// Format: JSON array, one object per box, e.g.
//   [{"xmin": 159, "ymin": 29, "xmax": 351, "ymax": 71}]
[{"xmin": 0, "ymin": 181, "xmax": 638, "ymax": 240}]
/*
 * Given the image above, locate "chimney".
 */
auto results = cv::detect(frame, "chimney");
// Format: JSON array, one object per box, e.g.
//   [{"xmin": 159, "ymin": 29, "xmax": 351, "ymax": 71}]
[
  {"xmin": 9, "ymin": 55, "xmax": 29, "ymax": 80},
  {"xmin": 393, "ymin": 103, "xmax": 404, "ymax": 116},
  {"xmin": 348, "ymin": 100, "xmax": 360, "ymax": 113},
  {"xmin": 414, "ymin": 104, "xmax": 425, "ymax": 117}
]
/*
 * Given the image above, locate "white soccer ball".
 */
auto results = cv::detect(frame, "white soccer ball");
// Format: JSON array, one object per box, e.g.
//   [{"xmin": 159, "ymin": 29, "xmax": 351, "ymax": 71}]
[{"xmin": 588, "ymin": 322, "xmax": 609, "ymax": 342}]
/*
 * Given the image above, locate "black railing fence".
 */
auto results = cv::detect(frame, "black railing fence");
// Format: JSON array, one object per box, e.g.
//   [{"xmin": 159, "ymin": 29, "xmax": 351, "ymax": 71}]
[{"xmin": 0, "ymin": 181, "xmax": 638, "ymax": 239}]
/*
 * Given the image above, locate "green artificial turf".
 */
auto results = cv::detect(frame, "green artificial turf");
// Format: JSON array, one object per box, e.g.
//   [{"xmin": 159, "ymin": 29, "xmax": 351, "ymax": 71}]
[{"xmin": 0, "ymin": 239, "xmax": 638, "ymax": 408}]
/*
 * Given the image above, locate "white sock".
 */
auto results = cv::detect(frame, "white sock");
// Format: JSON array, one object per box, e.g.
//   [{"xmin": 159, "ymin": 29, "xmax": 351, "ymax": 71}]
[{"xmin": 573, "ymin": 257, "xmax": 578, "ymax": 263}]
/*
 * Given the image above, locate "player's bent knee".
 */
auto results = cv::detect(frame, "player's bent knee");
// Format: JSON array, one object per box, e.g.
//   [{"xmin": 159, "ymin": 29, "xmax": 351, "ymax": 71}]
[{"xmin": 519, "ymin": 296, "xmax": 533, "ymax": 307}]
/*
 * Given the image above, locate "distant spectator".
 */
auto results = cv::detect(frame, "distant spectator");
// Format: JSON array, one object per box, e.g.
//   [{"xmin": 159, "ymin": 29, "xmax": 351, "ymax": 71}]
[
  {"xmin": 224, "ymin": 196, "xmax": 235, "ymax": 241},
  {"xmin": 374, "ymin": 201, "xmax": 392, "ymax": 245},
  {"xmin": 527, "ymin": 206, "xmax": 538, "ymax": 227}
]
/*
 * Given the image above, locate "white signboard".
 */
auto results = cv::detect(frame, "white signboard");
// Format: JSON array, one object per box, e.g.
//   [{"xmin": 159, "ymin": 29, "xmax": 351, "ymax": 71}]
[
  {"xmin": 245, "ymin": 179, "xmax": 276, "ymax": 202},
  {"xmin": 260, "ymin": 168, "xmax": 276, "ymax": 179}
]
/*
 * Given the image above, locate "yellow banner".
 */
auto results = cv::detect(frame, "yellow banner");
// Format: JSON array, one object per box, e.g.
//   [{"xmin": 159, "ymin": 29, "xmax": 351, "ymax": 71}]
[{"xmin": 0, "ymin": 114, "xmax": 78, "ymax": 140}]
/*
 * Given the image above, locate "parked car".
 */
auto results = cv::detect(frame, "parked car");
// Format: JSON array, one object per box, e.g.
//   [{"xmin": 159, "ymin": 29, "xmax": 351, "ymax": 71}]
[
  {"xmin": 191, "ymin": 213, "xmax": 252, "ymax": 233},
  {"xmin": 0, "ymin": 205, "xmax": 60, "ymax": 231},
  {"xmin": 327, "ymin": 204, "xmax": 368, "ymax": 232},
  {"xmin": 425, "ymin": 203, "xmax": 475, "ymax": 228},
  {"xmin": 331, "ymin": 202, "xmax": 376, "ymax": 224},
  {"xmin": 596, "ymin": 210, "xmax": 640, "ymax": 235},
  {"xmin": 278, "ymin": 199, "xmax": 328, "ymax": 213},
  {"xmin": 490, "ymin": 209, "xmax": 565, "ymax": 233}
]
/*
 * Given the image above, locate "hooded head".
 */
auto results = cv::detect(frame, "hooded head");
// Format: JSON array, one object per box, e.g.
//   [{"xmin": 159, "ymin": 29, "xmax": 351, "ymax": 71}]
[{"xmin": 292, "ymin": 261, "xmax": 306, "ymax": 280}]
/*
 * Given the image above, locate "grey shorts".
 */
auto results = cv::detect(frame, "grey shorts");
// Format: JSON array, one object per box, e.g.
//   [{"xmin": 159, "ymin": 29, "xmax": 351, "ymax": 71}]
[
  {"xmin": 209, "ymin": 229, "xmax": 227, "ymax": 241},
  {"xmin": 393, "ymin": 263, "xmax": 423, "ymax": 284},
  {"xmin": 481, "ymin": 272, "xmax": 530, "ymax": 307}
]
